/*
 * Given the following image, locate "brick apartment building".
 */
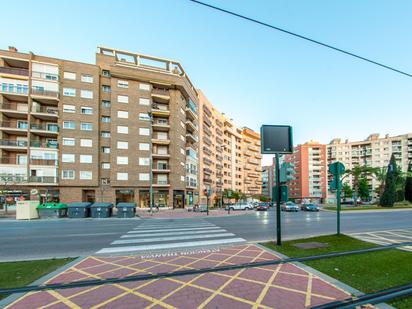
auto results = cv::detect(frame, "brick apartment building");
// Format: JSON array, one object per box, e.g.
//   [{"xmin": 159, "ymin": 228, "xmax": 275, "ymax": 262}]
[
  {"xmin": 261, "ymin": 165, "xmax": 275, "ymax": 199},
  {"xmin": 0, "ymin": 46, "xmax": 262, "ymax": 207}
]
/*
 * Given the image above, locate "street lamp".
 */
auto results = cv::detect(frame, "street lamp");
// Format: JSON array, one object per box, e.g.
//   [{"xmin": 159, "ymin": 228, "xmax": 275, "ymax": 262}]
[{"xmin": 148, "ymin": 111, "xmax": 154, "ymax": 215}]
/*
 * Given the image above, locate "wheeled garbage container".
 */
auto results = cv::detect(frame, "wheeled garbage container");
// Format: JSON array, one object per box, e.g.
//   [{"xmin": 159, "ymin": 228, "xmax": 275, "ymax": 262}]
[
  {"xmin": 90, "ymin": 202, "xmax": 113, "ymax": 218},
  {"xmin": 68, "ymin": 202, "xmax": 92, "ymax": 218},
  {"xmin": 116, "ymin": 203, "xmax": 136, "ymax": 218},
  {"xmin": 37, "ymin": 203, "xmax": 68, "ymax": 218}
]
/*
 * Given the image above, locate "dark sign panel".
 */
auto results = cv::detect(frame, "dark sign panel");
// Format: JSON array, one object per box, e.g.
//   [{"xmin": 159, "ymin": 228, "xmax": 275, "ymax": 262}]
[{"xmin": 260, "ymin": 125, "xmax": 293, "ymax": 154}]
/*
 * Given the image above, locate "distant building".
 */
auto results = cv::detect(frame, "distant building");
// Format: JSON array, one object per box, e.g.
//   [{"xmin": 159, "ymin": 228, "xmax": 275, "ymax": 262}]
[{"xmin": 262, "ymin": 165, "xmax": 275, "ymax": 199}]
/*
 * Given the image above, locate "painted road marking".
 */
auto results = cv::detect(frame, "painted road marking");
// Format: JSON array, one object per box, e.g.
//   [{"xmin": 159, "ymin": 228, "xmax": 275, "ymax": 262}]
[
  {"xmin": 112, "ymin": 232, "xmax": 236, "ymax": 245},
  {"xmin": 96, "ymin": 237, "xmax": 246, "ymax": 254},
  {"xmin": 129, "ymin": 226, "xmax": 221, "ymax": 233},
  {"xmin": 350, "ymin": 229, "xmax": 412, "ymax": 252},
  {"xmin": 124, "ymin": 229, "xmax": 226, "ymax": 238}
]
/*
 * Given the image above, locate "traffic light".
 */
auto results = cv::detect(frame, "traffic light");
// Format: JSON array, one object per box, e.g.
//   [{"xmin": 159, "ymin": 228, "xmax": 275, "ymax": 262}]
[
  {"xmin": 280, "ymin": 162, "xmax": 296, "ymax": 183},
  {"xmin": 273, "ymin": 185, "xmax": 288, "ymax": 202}
]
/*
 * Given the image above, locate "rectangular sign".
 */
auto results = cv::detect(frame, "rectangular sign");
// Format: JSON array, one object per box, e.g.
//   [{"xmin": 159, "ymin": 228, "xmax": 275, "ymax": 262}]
[{"xmin": 260, "ymin": 125, "xmax": 293, "ymax": 154}]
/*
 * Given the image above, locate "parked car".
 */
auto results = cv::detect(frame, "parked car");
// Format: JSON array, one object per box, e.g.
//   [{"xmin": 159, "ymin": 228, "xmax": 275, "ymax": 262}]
[
  {"xmin": 256, "ymin": 203, "xmax": 269, "ymax": 211},
  {"xmin": 281, "ymin": 202, "xmax": 299, "ymax": 212},
  {"xmin": 301, "ymin": 203, "xmax": 320, "ymax": 212},
  {"xmin": 193, "ymin": 204, "xmax": 208, "ymax": 212},
  {"xmin": 225, "ymin": 202, "xmax": 253, "ymax": 211}
]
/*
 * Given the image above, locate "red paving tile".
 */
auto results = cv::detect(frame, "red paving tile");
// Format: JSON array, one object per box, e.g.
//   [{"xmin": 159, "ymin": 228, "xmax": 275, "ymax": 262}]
[{"xmin": 5, "ymin": 244, "xmax": 352, "ymax": 309}]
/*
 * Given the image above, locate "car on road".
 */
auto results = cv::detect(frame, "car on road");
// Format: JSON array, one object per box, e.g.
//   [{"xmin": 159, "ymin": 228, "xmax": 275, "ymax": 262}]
[
  {"xmin": 225, "ymin": 202, "xmax": 253, "ymax": 211},
  {"xmin": 281, "ymin": 202, "xmax": 299, "ymax": 212},
  {"xmin": 301, "ymin": 203, "xmax": 320, "ymax": 212},
  {"xmin": 256, "ymin": 203, "xmax": 269, "ymax": 211},
  {"xmin": 193, "ymin": 204, "xmax": 208, "ymax": 212}
]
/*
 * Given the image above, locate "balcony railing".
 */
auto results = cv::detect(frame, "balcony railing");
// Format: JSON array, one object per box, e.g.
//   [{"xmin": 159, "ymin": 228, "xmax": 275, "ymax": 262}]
[
  {"xmin": 32, "ymin": 106, "xmax": 59, "ymax": 115},
  {"xmin": 0, "ymin": 67, "xmax": 29, "ymax": 76},
  {"xmin": 152, "ymin": 88, "xmax": 169, "ymax": 97},
  {"xmin": 32, "ymin": 71, "xmax": 59, "ymax": 81},
  {"xmin": 203, "ymin": 168, "xmax": 213, "ymax": 175},
  {"xmin": 30, "ymin": 158, "xmax": 57, "ymax": 166},
  {"xmin": 30, "ymin": 140, "xmax": 58, "ymax": 148},
  {"xmin": 155, "ymin": 164, "xmax": 169, "ymax": 170},
  {"xmin": 30, "ymin": 124, "xmax": 59, "ymax": 132},
  {"xmin": 1, "ymin": 83, "xmax": 28, "ymax": 95},
  {"xmin": 29, "ymin": 176, "xmax": 58, "ymax": 183},
  {"xmin": 0, "ymin": 103, "xmax": 28, "ymax": 112},
  {"xmin": 0, "ymin": 157, "xmax": 26, "ymax": 164},
  {"xmin": 155, "ymin": 180, "xmax": 169, "ymax": 185},
  {"xmin": 0, "ymin": 140, "xmax": 27, "ymax": 147},
  {"xmin": 0, "ymin": 121, "xmax": 28, "ymax": 129},
  {"xmin": 31, "ymin": 87, "xmax": 59, "ymax": 99}
]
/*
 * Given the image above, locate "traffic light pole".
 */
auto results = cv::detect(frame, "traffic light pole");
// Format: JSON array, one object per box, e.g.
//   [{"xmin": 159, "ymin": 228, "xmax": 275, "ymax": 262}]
[
  {"xmin": 275, "ymin": 154, "xmax": 282, "ymax": 245},
  {"xmin": 336, "ymin": 171, "xmax": 341, "ymax": 236}
]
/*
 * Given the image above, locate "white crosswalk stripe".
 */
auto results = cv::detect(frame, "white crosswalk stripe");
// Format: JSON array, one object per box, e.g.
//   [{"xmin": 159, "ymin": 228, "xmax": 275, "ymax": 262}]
[
  {"xmin": 96, "ymin": 220, "xmax": 246, "ymax": 255},
  {"xmin": 350, "ymin": 228, "xmax": 412, "ymax": 252}
]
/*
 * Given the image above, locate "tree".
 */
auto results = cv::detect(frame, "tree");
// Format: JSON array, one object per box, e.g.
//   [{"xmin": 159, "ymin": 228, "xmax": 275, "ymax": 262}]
[
  {"xmin": 373, "ymin": 167, "xmax": 387, "ymax": 198},
  {"xmin": 405, "ymin": 161, "xmax": 412, "ymax": 203},
  {"xmin": 380, "ymin": 154, "xmax": 398, "ymax": 207},
  {"xmin": 344, "ymin": 165, "xmax": 377, "ymax": 205},
  {"xmin": 357, "ymin": 177, "xmax": 370, "ymax": 201},
  {"xmin": 342, "ymin": 183, "xmax": 353, "ymax": 201}
]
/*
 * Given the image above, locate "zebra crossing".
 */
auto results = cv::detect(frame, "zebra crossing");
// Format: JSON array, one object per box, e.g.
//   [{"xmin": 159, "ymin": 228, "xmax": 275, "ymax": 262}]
[
  {"xmin": 96, "ymin": 219, "xmax": 246, "ymax": 255},
  {"xmin": 350, "ymin": 228, "xmax": 412, "ymax": 252}
]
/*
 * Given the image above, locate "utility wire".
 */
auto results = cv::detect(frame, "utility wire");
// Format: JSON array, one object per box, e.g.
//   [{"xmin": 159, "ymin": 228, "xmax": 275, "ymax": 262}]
[{"xmin": 189, "ymin": 0, "xmax": 412, "ymax": 78}]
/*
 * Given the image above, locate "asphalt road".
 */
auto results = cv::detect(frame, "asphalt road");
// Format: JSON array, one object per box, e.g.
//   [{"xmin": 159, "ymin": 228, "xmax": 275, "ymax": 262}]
[{"xmin": 1, "ymin": 209, "xmax": 412, "ymax": 261}]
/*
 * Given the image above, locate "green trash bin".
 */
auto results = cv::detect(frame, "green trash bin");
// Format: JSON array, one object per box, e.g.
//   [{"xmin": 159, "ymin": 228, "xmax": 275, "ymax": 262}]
[
  {"xmin": 37, "ymin": 203, "xmax": 68, "ymax": 218},
  {"xmin": 116, "ymin": 203, "xmax": 136, "ymax": 218}
]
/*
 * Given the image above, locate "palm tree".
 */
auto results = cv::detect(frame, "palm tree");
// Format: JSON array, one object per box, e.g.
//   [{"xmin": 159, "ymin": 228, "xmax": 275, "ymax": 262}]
[
  {"xmin": 373, "ymin": 167, "xmax": 387, "ymax": 198},
  {"xmin": 344, "ymin": 165, "xmax": 378, "ymax": 205}
]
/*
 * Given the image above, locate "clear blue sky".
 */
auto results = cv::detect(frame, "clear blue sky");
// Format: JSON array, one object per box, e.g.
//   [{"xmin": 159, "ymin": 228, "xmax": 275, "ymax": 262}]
[{"xmin": 3, "ymin": 0, "xmax": 412, "ymax": 165}]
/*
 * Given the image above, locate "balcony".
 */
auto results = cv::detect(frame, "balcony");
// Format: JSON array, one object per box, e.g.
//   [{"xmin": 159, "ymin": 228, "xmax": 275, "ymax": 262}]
[
  {"xmin": 0, "ymin": 139, "xmax": 27, "ymax": 151},
  {"xmin": 153, "ymin": 164, "xmax": 170, "ymax": 173},
  {"xmin": 255, "ymin": 154, "xmax": 262, "ymax": 159},
  {"xmin": 0, "ymin": 67, "xmax": 29, "ymax": 78},
  {"xmin": 152, "ymin": 152, "xmax": 170, "ymax": 159},
  {"xmin": 186, "ymin": 182, "xmax": 197, "ymax": 189},
  {"xmin": 248, "ymin": 158, "xmax": 258, "ymax": 165},
  {"xmin": 153, "ymin": 180, "xmax": 170, "ymax": 187},
  {"xmin": 203, "ymin": 136, "xmax": 212, "ymax": 146},
  {"xmin": 244, "ymin": 151, "xmax": 252, "ymax": 157},
  {"xmin": 30, "ymin": 158, "xmax": 57, "ymax": 166},
  {"xmin": 186, "ymin": 120, "xmax": 197, "ymax": 132},
  {"xmin": 0, "ymin": 121, "xmax": 28, "ymax": 135},
  {"xmin": 31, "ymin": 71, "xmax": 59, "ymax": 81},
  {"xmin": 186, "ymin": 133, "xmax": 198, "ymax": 143},
  {"xmin": 203, "ymin": 146, "xmax": 212, "ymax": 156},
  {"xmin": 31, "ymin": 105, "xmax": 59, "ymax": 120},
  {"xmin": 0, "ymin": 174, "xmax": 27, "ymax": 184},
  {"xmin": 203, "ymin": 125, "xmax": 212, "ymax": 136},
  {"xmin": 185, "ymin": 106, "xmax": 197, "ymax": 120},
  {"xmin": 0, "ymin": 103, "xmax": 28, "ymax": 118},
  {"xmin": 248, "ymin": 172, "xmax": 259, "ymax": 178},
  {"xmin": 203, "ymin": 167, "xmax": 213, "ymax": 175},
  {"xmin": 31, "ymin": 87, "xmax": 59, "ymax": 103},
  {"xmin": 30, "ymin": 124, "xmax": 59, "ymax": 137},
  {"xmin": 203, "ymin": 157, "xmax": 213, "ymax": 166},
  {"xmin": 203, "ymin": 177, "xmax": 212, "ymax": 184},
  {"xmin": 29, "ymin": 176, "xmax": 58, "ymax": 184},
  {"xmin": 1, "ymin": 83, "xmax": 29, "ymax": 99},
  {"xmin": 203, "ymin": 105, "xmax": 212, "ymax": 117},
  {"xmin": 0, "ymin": 157, "xmax": 26, "ymax": 165},
  {"xmin": 151, "ymin": 88, "xmax": 170, "ymax": 102},
  {"xmin": 151, "ymin": 105, "xmax": 170, "ymax": 117},
  {"xmin": 152, "ymin": 120, "xmax": 170, "ymax": 131},
  {"xmin": 152, "ymin": 137, "xmax": 170, "ymax": 145},
  {"xmin": 30, "ymin": 140, "xmax": 58, "ymax": 149},
  {"xmin": 203, "ymin": 116, "xmax": 212, "ymax": 127}
]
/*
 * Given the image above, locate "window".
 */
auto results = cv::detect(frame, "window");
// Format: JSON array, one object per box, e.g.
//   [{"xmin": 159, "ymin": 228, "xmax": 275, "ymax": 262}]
[
  {"xmin": 118, "ymin": 95, "xmax": 128, "ymax": 103},
  {"xmin": 102, "ymin": 85, "xmax": 111, "ymax": 93},
  {"xmin": 62, "ymin": 170, "xmax": 75, "ymax": 179},
  {"xmin": 63, "ymin": 121, "xmax": 75, "ymax": 129},
  {"xmin": 139, "ymin": 113, "xmax": 150, "ymax": 121},
  {"xmin": 102, "ymin": 70, "xmax": 110, "ymax": 77},
  {"xmin": 117, "ymin": 172, "xmax": 128, "ymax": 181},
  {"xmin": 181, "ymin": 176, "xmax": 185, "ymax": 182},
  {"xmin": 102, "ymin": 100, "xmax": 111, "ymax": 108},
  {"xmin": 139, "ymin": 157, "xmax": 150, "ymax": 166},
  {"xmin": 63, "ymin": 72, "xmax": 76, "ymax": 80},
  {"xmin": 102, "ymin": 147, "xmax": 110, "ymax": 153},
  {"xmin": 117, "ymin": 111, "xmax": 128, "ymax": 119},
  {"xmin": 81, "ymin": 106, "xmax": 93, "ymax": 115},
  {"xmin": 62, "ymin": 138, "xmax": 75, "ymax": 146},
  {"xmin": 80, "ymin": 139, "xmax": 92, "ymax": 147},
  {"xmin": 158, "ymin": 175, "xmax": 168, "ymax": 184},
  {"xmin": 139, "ymin": 143, "xmax": 150, "ymax": 151},
  {"xmin": 139, "ymin": 83, "xmax": 150, "ymax": 91},
  {"xmin": 80, "ymin": 171, "xmax": 92, "ymax": 180},
  {"xmin": 80, "ymin": 122, "xmax": 92, "ymax": 131},
  {"xmin": 102, "ymin": 162, "xmax": 110, "ymax": 169},
  {"xmin": 157, "ymin": 132, "xmax": 168, "ymax": 140},
  {"xmin": 139, "ymin": 128, "xmax": 150, "ymax": 136},
  {"xmin": 62, "ymin": 154, "xmax": 75, "ymax": 163},
  {"xmin": 63, "ymin": 88, "xmax": 76, "ymax": 97},
  {"xmin": 117, "ymin": 156, "xmax": 128, "ymax": 165},
  {"xmin": 80, "ymin": 90, "xmax": 93, "ymax": 99},
  {"xmin": 139, "ymin": 173, "xmax": 150, "ymax": 181},
  {"xmin": 117, "ymin": 126, "xmax": 128, "ymax": 134},
  {"xmin": 139, "ymin": 98, "xmax": 150, "ymax": 106},
  {"xmin": 63, "ymin": 104, "xmax": 75, "ymax": 113},
  {"xmin": 101, "ymin": 131, "xmax": 111, "ymax": 138},
  {"xmin": 81, "ymin": 74, "xmax": 93, "ymax": 83},
  {"xmin": 101, "ymin": 116, "xmax": 111, "ymax": 123},
  {"xmin": 80, "ymin": 155, "xmax": 92, "ymax": 163},
  {"xmin": 117, "ymin": 80, "xmax": 129, "ymax": 88},
  {"xmin": 117, "ymin": 141, "xmax": 128, "ymax": 149}
]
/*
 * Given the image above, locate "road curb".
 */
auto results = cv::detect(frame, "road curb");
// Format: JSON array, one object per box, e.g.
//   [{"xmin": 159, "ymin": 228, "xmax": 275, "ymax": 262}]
[{"xmin": 0, "ymin": 256, "xmax": 86, "ymax": 309}]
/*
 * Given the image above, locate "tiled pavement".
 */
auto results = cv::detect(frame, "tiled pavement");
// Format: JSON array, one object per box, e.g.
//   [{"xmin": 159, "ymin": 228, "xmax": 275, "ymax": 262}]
[
  {"xmin": 5, "ymin": 244, "xmax": 351, "ymax": 309},
  {"xmin": 350, "ymin": 228, "xmax": 412, "ymax": 252}
]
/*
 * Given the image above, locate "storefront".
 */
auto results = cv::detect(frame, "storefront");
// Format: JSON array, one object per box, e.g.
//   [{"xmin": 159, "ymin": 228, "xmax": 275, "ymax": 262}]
[
  {"xmin": 139, "ymin": 190, "xmax": 169, "ymax": 208},
  {"xmin": 115, "ymin": 189, "xmax": 134, "ymax": 204},
  {"xmin": 173, "ymin": 190, "xmax": 185, "ymax": 209}
]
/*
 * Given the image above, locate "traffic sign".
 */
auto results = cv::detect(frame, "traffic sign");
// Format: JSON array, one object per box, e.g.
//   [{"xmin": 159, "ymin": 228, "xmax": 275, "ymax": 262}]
[{"xmin": 328, "ymin": 162, "xmax": 345, "ymax": 176}]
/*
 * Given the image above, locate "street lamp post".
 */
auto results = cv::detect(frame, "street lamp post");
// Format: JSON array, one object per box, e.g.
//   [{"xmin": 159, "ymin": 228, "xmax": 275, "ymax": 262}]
[{"xmin": 148, "ymin": 111, "xmax": 154, "ymax": 215}]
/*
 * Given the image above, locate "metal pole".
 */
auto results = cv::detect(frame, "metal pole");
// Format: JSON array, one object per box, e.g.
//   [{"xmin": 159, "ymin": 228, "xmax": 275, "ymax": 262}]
[
  {"xmin": 206, "ymin": 188, "xmax": 209, "ymax": 216},
  {"xmin": 149, "ymin": 114, "xmax": 153, "ymax": 215},
  {"xmin": 336, "ymin": 170, "xmax": 341, "ymax": 235},
  {"xmin": 275, "ymin": 154, "xmax": 282, "ymax": 245}
]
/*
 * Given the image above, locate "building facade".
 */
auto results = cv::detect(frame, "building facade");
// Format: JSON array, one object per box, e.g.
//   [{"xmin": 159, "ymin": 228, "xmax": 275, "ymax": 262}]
[
  {"xmin": 0, "ymin": 46, "xmax": 199, "ymax": 207},
  {"xmin": 284, "ymin": 141, "xmax": 328, "ymax": 203},
  {"xmin": 261, "ymin": 165, "xmax": 275, "ymax": 199}
]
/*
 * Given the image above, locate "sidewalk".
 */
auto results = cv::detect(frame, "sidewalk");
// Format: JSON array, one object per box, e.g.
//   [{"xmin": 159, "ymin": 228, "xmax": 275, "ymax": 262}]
[
  {"xmin": 3, "ymin": 244, "xmax": 351, "ymax": 309},
  {"xmin": 136, "ymin": 208, "xmax": 249, "ymax": 219}
]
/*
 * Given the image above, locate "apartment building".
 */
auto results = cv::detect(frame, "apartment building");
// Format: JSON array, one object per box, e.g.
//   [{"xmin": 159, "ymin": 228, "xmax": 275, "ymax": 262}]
[
  {"xmin": 284, "ymin": 141, "xmax": 328, "ymax": 203},
  {"xmin": 0, "ymin": 46, "xmax": 199, "ymax": 208},
  {"xmin": 198, "ymin": 92, "xmax": 262, "ymax": 203},
  {"xmin": 327, "ymin": 133, "xmax": 412, "ymax": 200},
  {"xmin": 261, "ymin": 165, "xmax": 275, "ymax": 199}
]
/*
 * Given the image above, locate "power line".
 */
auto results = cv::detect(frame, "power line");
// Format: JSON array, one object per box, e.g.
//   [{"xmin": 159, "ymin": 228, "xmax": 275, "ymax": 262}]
[{"xmin": 189, "ymin": 0, "xmax": 412, "ymax": 78}]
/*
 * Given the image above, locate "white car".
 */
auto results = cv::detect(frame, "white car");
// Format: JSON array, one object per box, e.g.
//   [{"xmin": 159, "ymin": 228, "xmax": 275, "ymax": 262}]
[{"xmin": 226, "ymin": 202, "xmax": 253, "ymax": 211}]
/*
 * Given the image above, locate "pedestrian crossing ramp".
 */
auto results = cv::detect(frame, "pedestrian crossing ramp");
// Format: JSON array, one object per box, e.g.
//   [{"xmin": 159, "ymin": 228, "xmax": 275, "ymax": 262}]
[{"xmin": 96, "ymin": 219, "xmax": 246, "ymax": 255}]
